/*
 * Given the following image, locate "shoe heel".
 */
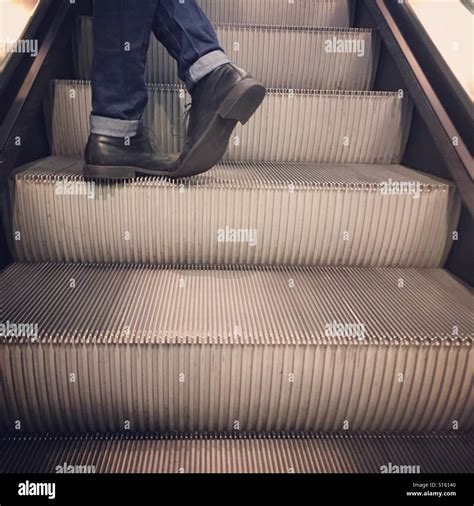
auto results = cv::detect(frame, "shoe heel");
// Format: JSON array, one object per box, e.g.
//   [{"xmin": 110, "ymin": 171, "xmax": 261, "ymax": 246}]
[
  {"xmin": 218, "ymin": 79, "xmax": 266, "ymax": 125},
  {"xmin": 83, "ymin": 164, "xmax": 137, "ymax": 180}
]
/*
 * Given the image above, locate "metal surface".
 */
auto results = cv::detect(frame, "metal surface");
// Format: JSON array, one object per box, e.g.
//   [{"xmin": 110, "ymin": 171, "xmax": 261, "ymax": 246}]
[
  {"xmin": 1, "ymin": 0, "xmax": 471, "ymax": 475},
  {"xmin": 76, "ymin": 17, "xmax": 380, "ymax": 90},
  {"xmin": 51, "ymin": 80, "xmax": 413, "ymax": 164},
  {"xmin": 1, "ymin": 432, "xmax": 472, "ymax": 473},
  {"xmin": 196, "ymin": 0, "xmax": 353, "ymax": 26},
  {"xmin": 1, "ymin": 262, "xmax": 472, "ymax": 432},
  {"xmin": 11, "ymin": 157, "xmax": 459, "ymax": 266}
]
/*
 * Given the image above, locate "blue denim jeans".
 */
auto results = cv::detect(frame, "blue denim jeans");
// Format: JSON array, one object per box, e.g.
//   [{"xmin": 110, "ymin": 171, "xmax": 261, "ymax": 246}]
[{"xmin": 90, "ymin": 0, "xmax": 230, "ymax": 137}]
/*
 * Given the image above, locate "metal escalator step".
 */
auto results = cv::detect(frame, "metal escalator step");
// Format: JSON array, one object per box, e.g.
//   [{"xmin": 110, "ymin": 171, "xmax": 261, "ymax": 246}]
[
  {"xmin": 75, "ymin": 17, "xmax": 380, "ymax": 90},
  {"xmin": 11, "ymin": 157, "xmax": 459, "ymax": 267},
  {"xmin": 51, "ymin": 80, "xmax": 413, "ymax": 163},
  {"xmin": 1, "ymin": 262, "xmax": 471, "ymax": 433},
  {"xmin": 1, "ymin": 432, "xmax": 472, "ymax": 473},
  {"xmin": 195, "ymin": 0, "xmax": 353, "ymax": 27}
]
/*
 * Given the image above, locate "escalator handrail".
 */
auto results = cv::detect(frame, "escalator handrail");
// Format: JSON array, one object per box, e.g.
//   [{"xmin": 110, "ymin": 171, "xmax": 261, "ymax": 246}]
[
  {"xmin": 366, "ymin": 0, "xmax": 473, "ymax": 217},
  {"xmin": 386, "ymin": 0, "xmax": 473, "ymax": 154},
  {"xmin": 378, "ymin": 0, "xmax": 472, "ymax": 177},
  {"xmin": 0, "ymin": 0, "xmax": 70, "ymax": 152}
]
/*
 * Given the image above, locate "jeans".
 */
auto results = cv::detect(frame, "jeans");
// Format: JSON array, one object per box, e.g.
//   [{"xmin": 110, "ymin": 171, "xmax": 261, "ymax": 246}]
[{"xmin": 90, "ymin": 0, "xmax": 230, "ymax": 137}]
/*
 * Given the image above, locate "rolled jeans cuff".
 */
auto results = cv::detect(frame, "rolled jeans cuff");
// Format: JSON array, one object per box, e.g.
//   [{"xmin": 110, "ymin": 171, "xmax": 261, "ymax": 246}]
[
  {"xmin": 90, "ymin": 115, "xmax": 142, "ymax": 137},
  {"xmin": 186, "ymin": 50, "xmax": 230, "ymax": 90}
]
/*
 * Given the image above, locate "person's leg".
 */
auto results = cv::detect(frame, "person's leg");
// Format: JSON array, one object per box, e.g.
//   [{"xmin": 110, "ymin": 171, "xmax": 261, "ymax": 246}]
[
  {"xmin": 90, "ymin": 0, "xmax": 155, "ymax": 136},
  {"xmin": 84, "ymin": 0, "xmax": 175, "ymax": 179},
  {"xmin": 151, "ymin": 0, "xmax": 230, "ymax": 90},
  {"xmin": 85, "ymin": 0, "xmax": 265, "ymax": 180},
  {"xmin": 152, "ymin": 0, "xmax": 266, "ymax": 178}
]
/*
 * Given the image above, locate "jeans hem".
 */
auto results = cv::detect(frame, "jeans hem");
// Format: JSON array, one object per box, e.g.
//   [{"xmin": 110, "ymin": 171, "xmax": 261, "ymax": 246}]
[
  {"xmin": 90, "ymin": 115, "xmax": 142, "ymax": 137},
  {"xmin": 186, "ymin": 50, "xmax": 230, "ymax": 89}
]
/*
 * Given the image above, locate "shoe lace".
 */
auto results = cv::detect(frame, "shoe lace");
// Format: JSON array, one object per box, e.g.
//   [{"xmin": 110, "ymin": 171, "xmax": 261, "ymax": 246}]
[
  {"xmin": 171, "ymin": 101, "xmax": 192, "ymax": 139},
  {"xmin": 141, "ymin": 125, "xmax": 163, "ymax": 151}
]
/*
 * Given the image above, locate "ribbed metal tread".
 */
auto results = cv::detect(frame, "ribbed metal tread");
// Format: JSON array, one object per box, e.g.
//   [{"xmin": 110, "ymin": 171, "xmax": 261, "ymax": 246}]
[
  {"xmin": 75, "ymin": 18, "xmax": 379, "ymax": 90},
  {"xmin": 195, "ymin": 0, "xmax": 353, "ymax": 27},
  {"xmin": 1, "ymin": 263, "xmax": 471, "ymax": 432},
  {"xmin": 1, "ymin": 432, "xmax": 472, "ymax": 473},
  {"xmin": 51, "ymin": 80, "xmax": 413, "ymax": 164},
  {"xmin": 11, "ymin": 157, "xmax": 459, "ymax": 267}
]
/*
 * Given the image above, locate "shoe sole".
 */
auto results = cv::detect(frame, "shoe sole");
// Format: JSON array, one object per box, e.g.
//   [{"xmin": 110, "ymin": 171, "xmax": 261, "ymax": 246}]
[
  {"xmin": 83, "ymin": 78, "xmax": 266, "ymax": 181},
  {"xmin": 83, "ymin": 164, "xmax": 180, "ymax": 180},
  {"xmin": 83, "ymin": 165, "xmax": 138, "ymax": 180}
]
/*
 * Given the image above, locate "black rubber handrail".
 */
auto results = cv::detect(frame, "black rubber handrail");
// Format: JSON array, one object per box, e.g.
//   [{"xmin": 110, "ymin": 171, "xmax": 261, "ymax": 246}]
[
  {"xmin": 379, "ymin": 0, "xmax": 472, "ymax": 177},
  {"xmin": 386, "ymin": 0, "xmax": 473, "ymax": 155},
  {"xmin": 0, "ymin": 1, "xmax": 70, "ymax": 152},
  {"xmin": 0, "ymin": 0, "xmax": 53, "ymax": 97},
  {"xmin": 366, "ymin": 0, "xmax": 473, "ymax": 216}
]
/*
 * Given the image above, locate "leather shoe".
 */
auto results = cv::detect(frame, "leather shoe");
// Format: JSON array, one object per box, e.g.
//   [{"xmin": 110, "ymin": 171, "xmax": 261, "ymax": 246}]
[
  {"xmin": 83, "ymin": 125, "xmax": 176, "ymax": 180},
  {"xmin": 169, "ymin": 63, "xmax": 266, "ymax": 178}
]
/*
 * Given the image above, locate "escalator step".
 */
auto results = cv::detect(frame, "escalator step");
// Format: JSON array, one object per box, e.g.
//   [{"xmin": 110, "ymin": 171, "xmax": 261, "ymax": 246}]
[
  {"xmin": 11, "ymin": 157, "xmax": 459, "ymax": 267},
  {"xmin": 1, "ymin": 262, "xmax": 471, "ymax": 433},
  {"xmin": 196, "ymin": 0, "xmax": 354, "ymax": 27},
  {"xmin": 75, "ymin": 18, "xmax": 380, "ymax": 90},
  {"xmin": 1, "ymin": 432, "xmax": 471, "ymax": 473},
  {"xmin": 51, "ymin": 80, "xmax": 413, "ymax": 164}
]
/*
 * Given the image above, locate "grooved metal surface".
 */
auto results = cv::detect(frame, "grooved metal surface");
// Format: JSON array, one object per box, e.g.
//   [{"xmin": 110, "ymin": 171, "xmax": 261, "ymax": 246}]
[
  {"xmin": 196, "ymin": 0, "xmax": 353, "ymax": 27},
  {"xmin": 11, "ymin": 157, "xmax": 459, "ymax": 267},
  {"xmin": 76, "ymin": 17, "xmax": 380, "ymax": 90},
  {"xmin": 1, "ymin": 263, "xmax": 472, "ymax": 432},
  {"xmin": 51, "ymin": 80, "xmax": 413, "ymax": 164},
  {"xmin": 1, "ymin": 433, "xmax": 472, "ymax": 474}
]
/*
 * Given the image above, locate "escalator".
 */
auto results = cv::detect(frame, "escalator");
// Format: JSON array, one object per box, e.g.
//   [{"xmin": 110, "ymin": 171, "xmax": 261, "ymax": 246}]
[{"xmin": 0, "ymin": 0, "xmax": 472, "ymax": 492}]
